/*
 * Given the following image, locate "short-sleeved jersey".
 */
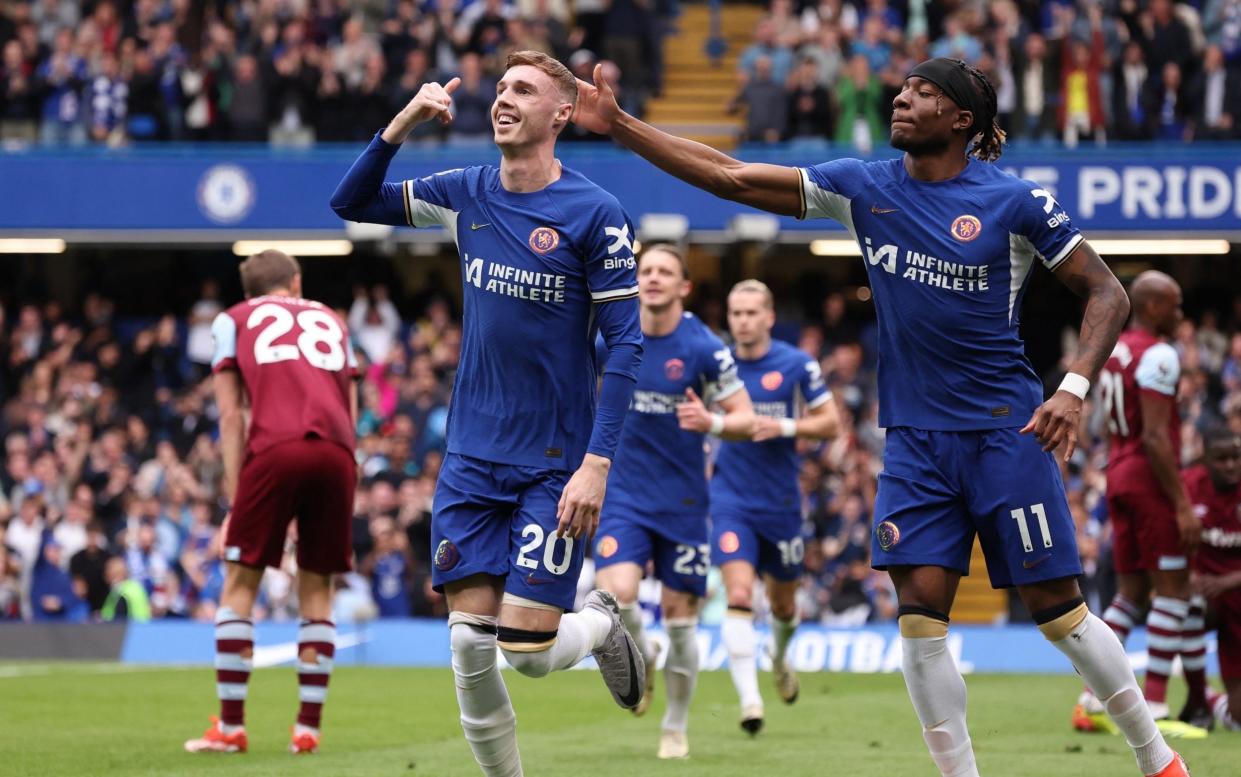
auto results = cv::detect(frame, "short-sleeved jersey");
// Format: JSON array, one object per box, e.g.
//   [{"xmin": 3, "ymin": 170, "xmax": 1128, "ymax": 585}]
[
  {"xmin": 800, "ymin": 158, "xmax": 1084, "ymax": 430},
  {"xmin": 1185, "ymin": 465, "xmax": 1241, "ymax": 576},
  {"xmin": 1100, "ymin": 329, "xmax": 1180, "ymax": 477},
  {"xmin": 211, "ymin": 296, "xmax": 358, "ymax": 456},
  {"xmin": 403, "ymin": 165, "xmax": 639, "ymax": 471},
  {"xmin": 711, "ymin": 340, "xmax": 832, "ymax": 513},
  {"xmin": 604, "ymin": 312, "xmax": 744, "ymax": 517}
]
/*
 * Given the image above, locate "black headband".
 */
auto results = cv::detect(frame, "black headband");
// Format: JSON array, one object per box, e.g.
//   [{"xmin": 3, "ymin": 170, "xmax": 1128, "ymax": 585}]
[{"xmin": 907, "ymin": 57, "xmax": 994, "ymax": 135}]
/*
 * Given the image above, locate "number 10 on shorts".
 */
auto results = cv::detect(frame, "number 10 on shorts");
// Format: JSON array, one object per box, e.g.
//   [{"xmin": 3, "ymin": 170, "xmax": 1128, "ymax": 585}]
[{"xmin": 1010, "ymin": 503, "xmax": 1053, "ymax": 552}]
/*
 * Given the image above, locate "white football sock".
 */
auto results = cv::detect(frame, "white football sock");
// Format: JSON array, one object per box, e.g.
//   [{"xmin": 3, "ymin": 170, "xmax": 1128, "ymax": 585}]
[
  {"xmin": 501, "ymin": 609, "xmax": 611, "ymax": 678},
  {"xmin": 772, "ymin": 614, "xmax": 799, "ymax": 666},
  {"xmin": 661, "ymin": 618, "xmax": 698, "ymax": 734},
  {"xmin": 449, "ymin": 613, "xmax": 522, "ymax": 777},
  {"xmin": 618, "ymin": 601, "xmax": 651, "ymax": 658},
  {"xmin": 722, "ymin": 609, "xmax": 762, "ymax": 711},
  {"xmin": 900, "ymin": 615, "xmax": 979, "ymax": 777},
  {"xmin": 1044, "ymin": 608, "xmax": 1174, "ymax": 776}
]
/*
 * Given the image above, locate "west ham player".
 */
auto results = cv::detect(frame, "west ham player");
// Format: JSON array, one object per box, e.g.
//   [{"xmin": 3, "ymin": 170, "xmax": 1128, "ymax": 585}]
[
  {"xmin": 1188, "ymin": 428, "xmax": 1241, "ymax": 731},
  {"xmin": 1078, "ymin": 272, "xmax": 1202, "ymax": 731},
  {"xmin": 185, "ymin": 250, "xmax": 358, "ymax": 755},
  {"xmin": 594, "ymin": 244, "xmax": 753, "ymax": 759},
  {"xmin": 713, "ymin": 279, "xmax": 838, "ymax": 735},
  {"xmin": 571, "ymin": 57, "xmax": 1186, "ymax": 776},
  {"xmin": 331, "ymin": 51, "xmax": 645, "ymax": 777}
]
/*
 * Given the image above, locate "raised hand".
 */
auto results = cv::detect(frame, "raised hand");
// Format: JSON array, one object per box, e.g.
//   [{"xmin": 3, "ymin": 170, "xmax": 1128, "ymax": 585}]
[
  {"xmin": 571, "ymin": 63, "xmax": 623, "ymax": 135},
  {"xmin": 383, "ymin": 77, "xmax": 462, "ymax": 144}
]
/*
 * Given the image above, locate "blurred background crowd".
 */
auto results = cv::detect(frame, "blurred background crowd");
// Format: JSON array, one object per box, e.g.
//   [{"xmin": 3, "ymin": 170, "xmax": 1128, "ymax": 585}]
[
  {"xmin": 1, "ymin": 0, "xmax": 1240, "ymax": 147},
  {"xmin": 3, "ymin": 277, "xmax": 1241, "ymax": 628}
]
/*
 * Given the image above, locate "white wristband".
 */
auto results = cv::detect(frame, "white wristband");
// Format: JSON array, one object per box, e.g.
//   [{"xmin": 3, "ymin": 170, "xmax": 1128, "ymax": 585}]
[
  {"xmin": 779, "ymin": 418, "xmax": 798, "ymax": 438},
  {"xmin": 1058, "ymin": 372, "xmax": 1090, "ymax": 400},
  {"xmin": 709, "ymin": 414, "xmax": 726, "ymax": 436}
]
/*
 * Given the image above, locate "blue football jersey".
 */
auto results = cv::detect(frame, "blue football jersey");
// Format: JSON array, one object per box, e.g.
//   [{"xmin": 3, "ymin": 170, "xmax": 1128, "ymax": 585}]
[
  {"xmin": 604, "ymin": 312, "xmax": 744, "ymax": 517},
  {"xmin": 711, "ymin": 340, "xmax": 831, "ymax": 513},
  {"xmin": 800, "ymin": 158, "xmax": 1084, "ymax": 431},
  {"xmin": 405, "ymin": 165, "xmax": 640, "ymax": 470}
]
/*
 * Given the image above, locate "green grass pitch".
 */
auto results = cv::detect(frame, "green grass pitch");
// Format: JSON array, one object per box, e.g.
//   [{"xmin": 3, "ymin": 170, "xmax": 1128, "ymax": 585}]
[{"xmin": 0, "ymin": 663, "xmax": 1230, "ymax": 776}]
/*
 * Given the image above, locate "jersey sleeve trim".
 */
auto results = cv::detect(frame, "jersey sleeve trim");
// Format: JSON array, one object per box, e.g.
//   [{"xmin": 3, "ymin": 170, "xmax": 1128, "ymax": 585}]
[
  {"xmin": 591, "ymin": 285, "xmax": 640, "ymax": 302},
  {"xmin": 797, "ymin": 167, "xmax": 807, "ymax": 220},
  {"xmin": 806, "ymin": 390, "xmax": 834, "ymax": 409},
  {"xmin": 210, "ymin": 312, "xmax": 238, "ymax": 372},
  {"xmin": 404, "ymin": 179, "xmax": 460, "ymax": 235},
  {"xmin": 1044, "ymin": 233, "xmax": 1084, "ymax": 272},
  {"xmin": 798, "ymin": 167, "xmax": 853, "ymax": 224},
  {"xmin": 708, "ymin": 376, "xmax": 746, "ymax": 404}
]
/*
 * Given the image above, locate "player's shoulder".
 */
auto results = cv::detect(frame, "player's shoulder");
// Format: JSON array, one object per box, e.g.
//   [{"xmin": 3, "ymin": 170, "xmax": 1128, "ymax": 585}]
[
  {"xmin": 768, "ymin": 339, "xmax": 805, "ymax": 366},
  {"xmin": 558, "ymin": 166, "xmax": 625, "ymax": 210},
  {"xmin": 1137, "ymin": 340, "xmax": 1179, "ymax": 368},
  {"xmin": 680, "ymin": 312, "xmax": 727, "ymax": 348},
  {"xmin": 802, "ymin": 156, "xmax": 896, "ymax": 196}
]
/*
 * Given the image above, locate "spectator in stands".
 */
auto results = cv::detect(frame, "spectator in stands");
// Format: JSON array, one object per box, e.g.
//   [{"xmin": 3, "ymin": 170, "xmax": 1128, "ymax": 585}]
[
  {"xmin": 30, "ymin": 536, "xmax": 86, "ymax": 621},
  {"xmin": 1, "ymin": 38, "xmax": 39, "ymax": 140},
  {"xmin": 388, "ymin": 48, "xmax": 443, "ymax": 143},
  {"xmin": 786, "ymin": 56, "xmax": 833, "ymax": 140},
  {"xmin": 100, "ymin": 555, "xmax": 151, "ymax": 621},
  {"xmin": 1146, "ymin": 61, "xmax": 1192, "ymax": 141},
  {"xmin": 851, "ymin": 16, "xmax": 891, "ymax": 74},
  {"xmin": 1111, "ymin": 40, "xmax": 1152, "ymax": 141},
  {"xmin": 729, "ymin": 54, "xmax": 787, "ymax": 144},
  {"xmin": 1059, "ymin": 22, "xmax": 1107, "ymax": 147},
  {"xmin": 739, "ymin": 18, "xmax": 794, "ymax": 87},
  {"xmin": 70, "ymin": 520, "xmax": 111, "ymax": 616},
  {"xmin": 833, "ymin": 54, "xmax": 884, "ymax": 152},
  {"xmin": 931, "ymin": 13, "xmax": 982, "ymax": 63},
  {"xmin": 35, "ymin": 26, "xmax": 86, "ymax": 146},
  {"xmin": 349, "ymin": 286, "xmax": 401, "ymax": 364},
  {"xmin": 798, "ymin": 26, "xmax": 844, "ymax": 93},
  {"xmin": 1122, "ymin": 0, "xmax": 1197, "ymax": 85},
  {"xmin": 0, "ymin": 541, "xmax": 21, "ymax": 619},
  {"xmin": 450, "ymin": 52, "xmax": 496, "ymax": 139},
  {"xmin": 228, "ymin": 54, "xmax": 266, "ymax": 141},
  {"xmin": 603, "ymin": 0, "xmax": 653, "ymax": 116},
  {"xmin": 1204, "ymin": 0, "xmax": 1241, "ymax": 65},
  {"xmin": 363, "ymin": 515, "xmax": 413, "ymax": 617},
  {"xmin": 1187, "ymin": 44, "xmax": 1240, "ymax": 140}
]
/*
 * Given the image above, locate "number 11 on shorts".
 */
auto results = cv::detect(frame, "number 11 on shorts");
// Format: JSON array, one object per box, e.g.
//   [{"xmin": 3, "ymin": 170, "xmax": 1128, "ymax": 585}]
[{"xmin": 1010, "ymin": 503, "xmax": 1052, "ymax": 552}]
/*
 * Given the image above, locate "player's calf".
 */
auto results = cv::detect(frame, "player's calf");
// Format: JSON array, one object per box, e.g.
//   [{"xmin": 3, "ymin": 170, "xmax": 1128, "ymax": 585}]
[
  {"xmin": 295, "ymin": 620, "xmax": 336, "ymax": 741},
  {"xmin": 450, "ymin": 611, "xmax": 522, "ymax": 777},
  {"xmin": 898, "ymin": 606, "xmax": 978, "ymax": 777},
  {"xmin": 1035, "ymin": 596, "xmax": 1180, "ymax": 775}
]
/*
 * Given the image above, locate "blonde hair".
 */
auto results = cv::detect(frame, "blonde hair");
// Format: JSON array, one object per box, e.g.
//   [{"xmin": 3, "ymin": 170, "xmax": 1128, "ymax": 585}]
[
  {"xmin": 729, "ymin": 279, "xmax": 774, "ymax": 310},
  {"xmin": 638, "ymin": 243, "xmax": 689, "ymax": 279},
  {"xmin": 506, "ymin": 50, "xmax": 577, "ymax": 105}
]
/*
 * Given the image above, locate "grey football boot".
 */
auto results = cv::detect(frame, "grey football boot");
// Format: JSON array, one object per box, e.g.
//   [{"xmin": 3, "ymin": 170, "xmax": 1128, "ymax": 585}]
[{"xmin": 584, "ymin": 590, "xmax": 646, "ymax": 710}]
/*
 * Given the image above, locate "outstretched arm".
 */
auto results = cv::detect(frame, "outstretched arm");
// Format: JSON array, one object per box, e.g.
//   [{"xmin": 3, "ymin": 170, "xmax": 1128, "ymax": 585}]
[
  {"xmin": 1020, "ymin": 242, "xmax": 1129, "ymax": 460},
  {"xmin": 574, "ymin": 64, "xmax": 804, "ymax": 216}
]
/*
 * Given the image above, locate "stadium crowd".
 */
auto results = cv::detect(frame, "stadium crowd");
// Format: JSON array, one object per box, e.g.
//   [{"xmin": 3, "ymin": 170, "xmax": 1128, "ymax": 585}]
[
  {"xmin": 0, "ymin": 0, "xmax": 667, "ymax": 145},
  {"xmin": 2, "ymin": 277, "xmax": 1240, "ymax": 627},
  {"xmin": 730, "ymin": 0, "xmax": 1241, "ymax": 146},
  {"xmin": 2, "ymin": 0, "xmax": 1241, "ymax": 147}
]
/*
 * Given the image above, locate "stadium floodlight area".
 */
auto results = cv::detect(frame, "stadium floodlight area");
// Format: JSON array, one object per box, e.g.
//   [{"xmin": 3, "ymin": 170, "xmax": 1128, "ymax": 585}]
[
  {"xmin": 638, "ymin": 213, "xmax": 690, "ymax": 244},
  {"xmin": 0, "ymin": 238, "xmax": 66, "ymax": 253},
  {"xmin": 231, "ymin": 240, "xmax": 354, "ymax": 257}
]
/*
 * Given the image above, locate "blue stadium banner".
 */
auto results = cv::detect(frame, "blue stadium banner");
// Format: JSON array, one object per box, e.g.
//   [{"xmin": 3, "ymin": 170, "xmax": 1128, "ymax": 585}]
[
  {"xmin": 119, "ymin": 619, "xmax": 1219, "ymax": 675},
  {"xmin": 5, "ymin": 145, "xmax": 1241, "ymax": 234}
]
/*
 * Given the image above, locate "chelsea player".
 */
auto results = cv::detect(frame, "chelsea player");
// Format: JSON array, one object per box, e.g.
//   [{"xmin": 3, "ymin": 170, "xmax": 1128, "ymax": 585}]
[
  {"xmin": 594, "ymin": 243, "xmax": 753, "ymax": 759},
  {"xmin": 713, "ymin": 279, "xmax": 838, "ymax": 736},
  {"xmin": 571, "ymin": 57, "xmax": 1186, "ymax": 777},
  {"xmin": 332, "ymin": 51, "xmax": 646, "ymax": 777}
]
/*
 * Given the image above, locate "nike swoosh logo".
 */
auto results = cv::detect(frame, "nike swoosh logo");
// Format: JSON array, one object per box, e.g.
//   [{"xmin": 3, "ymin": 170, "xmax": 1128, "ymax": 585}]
[
  {"xmin": 1022, "ymin": 554, "xmax": 1050, "ymax": 570},
  {"xmin": 470, "ymin": 222, "xmax": 490, "ymax": 230},
  {"xmin": 870, "ymin": 205, "xmax": 899, "ymax": 215},
  {"xmin": 525, "ymin": 573, "xmax": 555, "ymax": 586},
  {"xmin": 619, "ymin": 635, "xmax": 641, "ymax": 708}
]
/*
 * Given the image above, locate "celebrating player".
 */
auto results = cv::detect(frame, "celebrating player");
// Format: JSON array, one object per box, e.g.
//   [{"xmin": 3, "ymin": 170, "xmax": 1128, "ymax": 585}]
[
  {"xmin": 1078, "ymin": 272, "xmax": 1205, "ymax": 732},
  {"xmin": 331, "ymin": 51, "xmax": 646, "ymax": 777},
  {"xmin": 713, "ymin": 279, "xmax": 838, "ymax": 735},
  {"xmin": 1187, "ymin": 427, "xmax": 1241, "ymax": 732},
  {"xmin": 184, "ymin": 250, "xmax": 359, "ymax": 755},
  {"xmin": 594, "ymin": 244, "xmax": 753, "ymax": 759},
  {"xmin": 572, "ymin": 56, "xmax": 1186, "ymax": 776}
]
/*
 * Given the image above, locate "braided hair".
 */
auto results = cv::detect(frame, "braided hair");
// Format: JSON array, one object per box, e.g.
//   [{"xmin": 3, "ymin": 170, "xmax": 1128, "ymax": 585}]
[{"xmin": 960, "ymin": 61, "xmax": 1007, "ymax": 162}]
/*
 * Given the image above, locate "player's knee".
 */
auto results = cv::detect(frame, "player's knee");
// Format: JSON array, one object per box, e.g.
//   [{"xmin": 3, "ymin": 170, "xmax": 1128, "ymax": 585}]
[
  {"xmin": 898, "ymin": 605, "xmax": 950, "ymax": 639},
  {"xmin": 497, "ymin": 625, "xmax": 558, "ymax": 678},
  {"xmin": 770, "ymin": 599, "xmax": 797, "ymax": 622},
  {"xmin": 726, "ymin": 587, "xmax": 752, "ymax": 610},
  {"xmin": 448, "ymin": 611, "xmax": 499, "ymax": 673},
  {"xmin": 1032, "ymin": 597, "xmax": 1088, "ymax": 642}
]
